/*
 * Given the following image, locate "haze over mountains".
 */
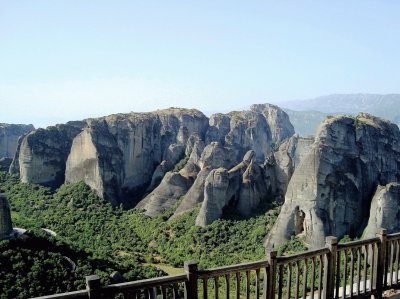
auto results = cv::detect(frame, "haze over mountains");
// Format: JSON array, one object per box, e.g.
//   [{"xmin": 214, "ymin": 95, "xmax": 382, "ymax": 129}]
[{"xmin": 273, "ymin": 94, "xmax": 400, "ymax": 136}]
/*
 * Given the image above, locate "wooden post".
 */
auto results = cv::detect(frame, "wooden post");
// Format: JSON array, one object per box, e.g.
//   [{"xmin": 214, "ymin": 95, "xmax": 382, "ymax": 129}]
[
  {"xmin": 86, "ymin": 275, "xmax": 101, "ymax": 298},
  {"xmin": 265, "ymin": 248, "xmax": 277, "ymax": 299},
  {"xmin": 324, "ymin": 236, "xmax": 338, "ymax": 299},
  {"xmin": 376, "ymin": 228, "xmax": 387, "ymax": 299},
  {"xmin": 184, "ymin": 260, "xmax": 198, "ymax": 299}
]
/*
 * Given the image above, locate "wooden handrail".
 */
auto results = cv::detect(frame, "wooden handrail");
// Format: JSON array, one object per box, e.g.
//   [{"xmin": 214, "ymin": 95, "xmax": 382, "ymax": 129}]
[
  {"xmin": 31, "ymin": 229, "xmax": 400, "ymax": 299},
  {"xmin": 101, "ymin": 273, "xmax": 187, "ymax": 291},
  {"xmin": 337, "ymin": 237, "xmax": 380, "ymax": 250},
  {"xmin": 197, "ymin": 260, "xmax": 269, "ymax": 279},
  {"xmin": 276, "ymin": 247, "xmax": 330, "ymax": 264}
]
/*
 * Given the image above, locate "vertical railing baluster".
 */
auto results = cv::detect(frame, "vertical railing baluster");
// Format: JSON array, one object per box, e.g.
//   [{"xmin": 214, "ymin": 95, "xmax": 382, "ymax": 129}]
[
  {"xmin": 317, "ymin": 255, "xmax": 322, "ymax": 299},
  {"xmin": 350, "ymin": 249, "xmax": 354, "ymax": 298},
  {"xmin": 245, "ymin": 270, "xmax": 250, "ymax": 299},
  {"xmin": 357, "ymin": 247, "xmax": 361, "ymax": 296},
  {"xmin": 396, "ymin": 240, "xmax": 400, "ymax": 286},
  {"xmin": 302, "ymin": 259, "xmax": 308, "ymax": 299},
  {"xmin": 376, "ymin": 228, "xmax": 387, "ymax": 299},
  {"xmin": 161, "ymin": 285, "xmax": 167, "ymax": 299},
  {"xmin": 342, "ymin": 249, "xmax": 347, "ymax": 299},
  {"xmin": 173, "ymin": 283, "xmax": 179, "ymax": 299},
  {"xmin": 236, "ymin": 272, "xmax": 240, "ymax": 299},
  {"xmin": 311, "ymin": 257, "xmax": 315, "ymax": 299},
  {"xmin": 295, "ymin": 261, "xmax": 300, "ymax": 299},
  {"xmin": 287, "ymin": 263, "xmax": 292, "ymax": 299},
  {"xmin": 255, "ymin": 268, "xmax": 260, "ymax": 299},
  {"xmin": 363, "ymin": 246, "xmax": 368, "ymax": 293},
  {"xmin": 214, "ymin": 276, "xmax": 219, "ymax": 299},
  {"xmin": 278, "ymin": 265, "xmax": 284, "ymax": 299},
  {"xmin": 335, "ymin": 251, "xmax": 341, "ymax": 299},
  {"xmin": 225, "ymin": 274, "xmax": 230, "ymax": 299},
  {"xmin": 370, "ymin": 243, "xmax": 375, "ymax": 291},
  {"xmin": 203, "ymin": 278, "xmax": 208, "ymax": 299},
  {"xmin": 390, "ymin": 241, "xmax": 395, "ymax": 287}
]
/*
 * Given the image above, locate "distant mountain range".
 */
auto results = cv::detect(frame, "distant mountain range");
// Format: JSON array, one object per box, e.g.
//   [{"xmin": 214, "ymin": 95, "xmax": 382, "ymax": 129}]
[{"xmin": 275, "ymin": 94, "xmax": 400, "ymax": 136}]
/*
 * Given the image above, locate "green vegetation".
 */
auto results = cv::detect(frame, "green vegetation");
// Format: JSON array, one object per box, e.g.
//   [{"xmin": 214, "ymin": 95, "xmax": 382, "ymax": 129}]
[
  {"xmin": 173, "ymin": 150, "xmax": 191, "ymax": 172},
  {"xmin": 0, "ymin": 171, "xmax": 282, "ymax": 298}
]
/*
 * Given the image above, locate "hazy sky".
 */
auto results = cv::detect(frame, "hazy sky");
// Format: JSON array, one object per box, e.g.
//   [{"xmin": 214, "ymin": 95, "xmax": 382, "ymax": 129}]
[{"xmin": 1, "ymin": 1, "xmax": 399, "ymax": 128}]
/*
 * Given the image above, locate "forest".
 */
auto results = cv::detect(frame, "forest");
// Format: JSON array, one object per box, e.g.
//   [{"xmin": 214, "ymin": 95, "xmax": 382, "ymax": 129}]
[{"xmin": 0, "ymin": 171, "xmax": 308, "ymax": 298}]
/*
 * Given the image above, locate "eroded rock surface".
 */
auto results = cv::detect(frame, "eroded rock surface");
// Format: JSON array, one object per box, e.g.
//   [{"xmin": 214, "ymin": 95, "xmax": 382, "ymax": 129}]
[
  {"xmin": 0, "ymin": 123, "xmax": 34, "ymax": 159},
  {"xmin": 265, "ymin": 113, "xmax": 400, "ymax": 248},
  {"xmin": 11, "ymin": 122, "xmax": 86, "ymax": 188},
  {"xmin": 364, "ymin": 183, "xmax": 400, "ymax": 238}
]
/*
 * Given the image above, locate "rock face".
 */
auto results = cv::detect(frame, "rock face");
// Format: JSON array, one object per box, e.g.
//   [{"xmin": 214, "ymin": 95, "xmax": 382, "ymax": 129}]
[
  {"xmin": 364, "ymin": 183, "xmax": 400, "ymax": 238},
  {"xmin": 12, "ymin": 104, "xmax": 296, "ymax": 224},
  {"xmin": 273, "ymin": 135, "xmax": 314, "ymax": 195},
  {"xmin": 0, "ymin": 123, "xmax": 34, "ymax": 158},
  {"xmin": 66, "ymin": 109, "xmax": 208, "ymax": 205},
  {"xmin": 251, "ymin": 104, "xmax": 295, "ymax": 144},
  {"xmin": 0, "ymin": 192, "xmax": 13, "ymax": 239},
  {"xmin": 265, "ymin": 113, "xmax": 400, "ymax": 249},
  {"xmin": 195, "ymin": 150, "xmax": 271, "ymax": 226},
  {"xmin": 10, "ymin": 122, "xmax": 86, "ymax": 188}
]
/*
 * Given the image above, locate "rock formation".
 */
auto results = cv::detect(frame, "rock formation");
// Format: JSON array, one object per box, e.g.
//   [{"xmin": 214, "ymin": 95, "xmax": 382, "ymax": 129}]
[
  {"xmin": 251, "ymin": 103, "xmax": 295, "ymax": 144},
  {"xmin": 0, "ymin": 192, "xmax": 13, "ymax": 239},
  {"xmin": 10, "ymin": 121, "xmax": 86, "ymax": 188},
  {"xmin": 265, "ymin": 113, "xmax": 400, "ymax": 248},
  {"xmin": 0, "ymin": 123, "xmax": 34, "ymax": 159},
  {"xmin": 195, "ymin": 150, "xmax": 271, "ymax": 226},
  {"xmin": 364, "ymin": 183, "xmax": 400, "ymax": 238},
  {"xmin": 11, "ymin": 104, "xmax": 296, "ymax": 223}
]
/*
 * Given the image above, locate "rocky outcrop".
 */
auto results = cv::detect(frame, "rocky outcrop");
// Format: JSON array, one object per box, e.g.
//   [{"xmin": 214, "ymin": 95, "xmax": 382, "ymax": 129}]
[
  {"xmin": 195, "ymin": 168, "xmax": 234, "ymax": 226},
  {"xmin": 0, "ymin": 192, "xmax": 13, "ymax": 239},
  {"xmin": 273, "ymin": 135, "xmax": 314, "ymax": 195},
  {"xmin": 251, "ymin": 104, "xmax": 295, "ymax": 144},
  {"xmin": 12, "ymin": 104, "xmax": 295, "ymax": 217},
  {"xmin": 0, "ymin": 123, "xmax": 34, "ymax": 159},
  {"xmin": 195, "ymin": 150, "xmax": 272, "ymax": 226},
  {"xmin": 11, "ymin": 122, "xmax": 86, "ymax": 188},
  {"xmin": 65, "ymin": 109, "xmax": 208, "ymax": 205},
  {"xmin": 136, "ymin": 171, "xmax": 194, "ymax": 217},
  {"xmin": 265, "ymin": 113, "xmax": 400, "ymax": 249},
  {"xmin": 364, "ymin": 183, "xmax": 400, "ymax": 238}
]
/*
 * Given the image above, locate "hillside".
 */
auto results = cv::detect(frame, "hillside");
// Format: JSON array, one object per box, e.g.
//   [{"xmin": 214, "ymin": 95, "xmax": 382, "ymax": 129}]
[{"xmin": 0, "ymin": 171, "xmax": 283, "ymax": 298}]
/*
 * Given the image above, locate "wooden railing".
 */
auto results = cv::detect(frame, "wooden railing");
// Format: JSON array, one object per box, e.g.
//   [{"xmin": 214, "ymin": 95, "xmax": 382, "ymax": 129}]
[{"xmin": 32, "ymin": 228, "xmax": 400, "ymax": 299}]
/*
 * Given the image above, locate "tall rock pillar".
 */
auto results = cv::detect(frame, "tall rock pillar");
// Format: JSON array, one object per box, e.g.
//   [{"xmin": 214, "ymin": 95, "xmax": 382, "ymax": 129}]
[{"xmin": 0, "ymin": 192, "xmax": 13, "ymax": 239}]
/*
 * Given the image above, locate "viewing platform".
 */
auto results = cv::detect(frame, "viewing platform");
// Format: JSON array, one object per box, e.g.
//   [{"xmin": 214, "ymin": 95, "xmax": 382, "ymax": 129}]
[{"xmin": 32, "ymin": 228, "xmax": 400, "ymax": 299}]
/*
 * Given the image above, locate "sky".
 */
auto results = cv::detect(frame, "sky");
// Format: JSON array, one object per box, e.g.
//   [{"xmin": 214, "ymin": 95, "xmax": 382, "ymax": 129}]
[{"xmin": 1, "ymin": 1, "xmax": 400, "ymax": 128}]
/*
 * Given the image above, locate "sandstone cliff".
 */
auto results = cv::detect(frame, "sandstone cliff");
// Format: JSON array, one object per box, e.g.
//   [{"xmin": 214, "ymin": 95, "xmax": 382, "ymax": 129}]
[
  {"xmin": 364, "ymin": 183, "xmax": 400, "ymax": 238},
  {"xmin": 265, "ymin": 113, "xmax": 400, "ymax": 248},
  {"xmin": 0, "ymin": 123, "xmax": 34, "ymax": 158},
  {"xmin": 10, "ymin": 121, "xmax": 86, "ymax": 188},
  {"xmin": 11, "ymin": 104, "xmax": 296, "ymax": 223}
]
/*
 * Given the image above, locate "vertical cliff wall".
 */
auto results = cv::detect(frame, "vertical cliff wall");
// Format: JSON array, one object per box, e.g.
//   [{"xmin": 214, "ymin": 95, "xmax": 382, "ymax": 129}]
[{"xmin": 265, "ymin": 113, "xmax": 400, "ymax": 248}]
